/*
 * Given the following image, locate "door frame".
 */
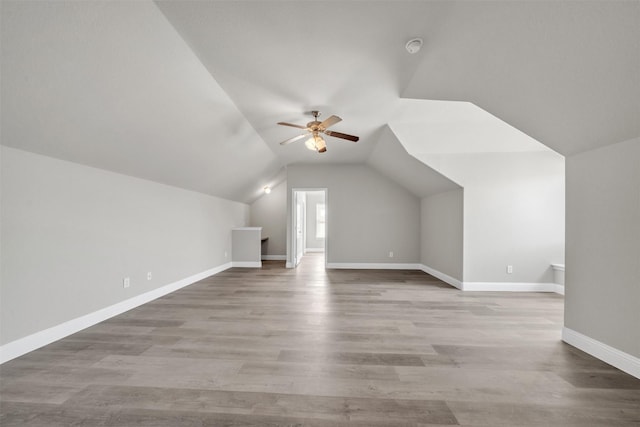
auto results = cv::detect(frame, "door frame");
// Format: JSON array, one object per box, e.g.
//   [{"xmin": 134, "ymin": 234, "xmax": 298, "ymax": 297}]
[{"xmin": 289, "ymin": 188, "xmax": 328, "ymax": 268}]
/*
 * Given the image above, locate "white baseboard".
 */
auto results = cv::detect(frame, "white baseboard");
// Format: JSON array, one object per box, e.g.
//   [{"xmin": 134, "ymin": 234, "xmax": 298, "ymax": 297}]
[
  {"xmin": 419, "ymin": 265, "xmax": 463, "ymax": 289},
  {"xmin": 305, "ymin": 248, "xmax": 325, "ymax": 253},
  {"xmin": 231, "ymin": 261, "xmax": 262, "ymax": 268},
  {"xmin": 419, "ymin": 264, "xmax": 562, "ymax": 294},
  {"xmin": 285, "ymin": 261, "xmax": 293, "ymax": 268},
  {"xmin": 321, "ymin": 263, "xmax": 561, "ymax": 294},
  {"xmin": 261, "ymin": 255, "xmax": 286, "ymax": 261},
  {"xmin": 562, "ymin": 327, "xmax": 640, "ymax": 379},
  {"xmin": 0, "ymin": 263, "xmax": 233, "ymax": 364},
  {"xmin": 462, "ymin": 282, "xmax": 557, "ymax": 292},
  {"xmin": 551, "ymin": 264, "xmax": 565, "ymax": 288},
  {"xmin": 326, "ymin": 262, "xmax": 421, "ymax": 270}
]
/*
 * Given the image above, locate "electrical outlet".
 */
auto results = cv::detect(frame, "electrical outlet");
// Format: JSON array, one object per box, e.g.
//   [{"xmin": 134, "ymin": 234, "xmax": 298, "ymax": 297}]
[
  {"xmin": 123, "ymin": 277, "xmax": 130, "ymax": 288},
  {"xmin": 507, "ymin": 265, "xmax": 513, "ymax": 274},
  {"xmin": 224, "ymin": 251, "xmax": 228, "ymax": 258},
  {"xmin": 147, "ymin": 272, "xmax": 152, "ymax": 281},
  {"xmin": 389, "ymin": 251, "xmax": 394, "ymax": 258}
]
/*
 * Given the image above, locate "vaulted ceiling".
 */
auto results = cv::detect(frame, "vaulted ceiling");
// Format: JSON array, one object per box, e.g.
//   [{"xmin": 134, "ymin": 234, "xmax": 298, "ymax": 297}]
[{"xmin": 2, "ymin": 1, "xmax": 638, "ymax": 203}]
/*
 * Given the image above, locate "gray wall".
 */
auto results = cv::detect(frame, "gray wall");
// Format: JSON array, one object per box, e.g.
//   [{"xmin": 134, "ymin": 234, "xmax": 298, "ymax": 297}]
[
  {"xmin": 286, "ymin": 164, "xmax": 420, "ymax": 265},
  {"xmin": 421, "ymin": 189, "xmax": 464, "ymax": 281},
  {"xmin": 305, "ymin": 191, "xmax": 325, "ymax": 250},
  {"xmin": 462, "ymin": 154, "xmax": 565, "ymax": 283},
  {"xmin": 423, "ymin": 151, "xmax": 565, "ymax": 284},
  {"xmin": 1, "ymin": 146, "xmax": 248, "ymax": 345},
  {"xmin": 249, "ymin": 180, "xmax": 286, "ymax": 257},
  {"xmin": 565, "ymin": 137, "xmax": 640, "ymax": 358}
]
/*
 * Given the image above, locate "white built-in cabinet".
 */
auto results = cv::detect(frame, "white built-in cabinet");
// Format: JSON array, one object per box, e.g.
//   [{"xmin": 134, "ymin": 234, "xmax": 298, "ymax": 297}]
[{"xmin": 231, "ymin": 227, "xmax": 262, "ymax": 268}]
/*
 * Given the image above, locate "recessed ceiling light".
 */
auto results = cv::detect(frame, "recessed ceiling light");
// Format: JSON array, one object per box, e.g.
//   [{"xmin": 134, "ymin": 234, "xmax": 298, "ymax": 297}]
[
  {"xmin": 263, "ymin": 186, "xmax": 271, "ymax": 194},
  {"xmin": 405, "ymin": 38, "xmax": 423, "ymax": 54}
]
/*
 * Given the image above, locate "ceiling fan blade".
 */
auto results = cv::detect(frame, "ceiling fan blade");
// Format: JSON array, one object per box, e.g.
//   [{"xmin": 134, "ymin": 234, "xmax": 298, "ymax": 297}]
[
  {"xmin": 319, "ymin": 115, "xmax": 342, "ymax": 129},
  {"xmin": 277, "ymin": 122, "xmax": 308, "ymax": 130},
  {"xmin": 324, "ymin": 130, "xmax": 359, "ymax": 142},
  {"xmin": 279, "ymin": 133, "xmax": 308, "ymax": 145}
]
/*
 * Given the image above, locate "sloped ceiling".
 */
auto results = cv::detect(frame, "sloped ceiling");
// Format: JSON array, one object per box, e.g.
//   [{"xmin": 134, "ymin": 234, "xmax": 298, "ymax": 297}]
[
  {"xmin": 154, "ymin": 0, "xmax": 440, "ymax": 165},
  {"xmin": 2, "ymin": 1, "xmax": 638, "ymax": 203},
  {"xmin": 367, "ymin": 126, "xmax": 461, "ymax": 196},
  {"xmin": 389, "ymin": 99, "xmax": 553, "ymax": 156},
  {"xmin": 402, "ymin": 1, "xmax": 640, "ymax": 155},
  {"xmin": 1, "ymin": 1, "xmax": 281, "ymax": 202}
]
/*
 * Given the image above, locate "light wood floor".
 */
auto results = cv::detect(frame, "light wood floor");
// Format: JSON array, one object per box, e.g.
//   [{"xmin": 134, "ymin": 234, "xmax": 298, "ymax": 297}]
[{"xmin": 1, "ymin": 253, "xmax": 639, "ymax": 426}]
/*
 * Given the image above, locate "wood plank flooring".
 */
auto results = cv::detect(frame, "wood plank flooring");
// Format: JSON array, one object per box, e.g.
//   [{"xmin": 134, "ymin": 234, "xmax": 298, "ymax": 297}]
[{"xmin": 1, "ymin": 253, "xmax": 639, "ymax": 426}]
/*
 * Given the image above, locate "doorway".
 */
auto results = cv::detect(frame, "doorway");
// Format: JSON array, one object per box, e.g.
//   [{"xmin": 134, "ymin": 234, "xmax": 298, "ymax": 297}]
[{"xmin": 291, "ymin": 189, "xmax": 327, "ymax": 268}]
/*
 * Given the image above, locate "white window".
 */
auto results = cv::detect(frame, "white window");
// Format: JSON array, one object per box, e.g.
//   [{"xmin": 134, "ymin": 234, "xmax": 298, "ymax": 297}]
[{"xmin": 316, "ymin": 203, "xmax": 326, "ymax": 239}]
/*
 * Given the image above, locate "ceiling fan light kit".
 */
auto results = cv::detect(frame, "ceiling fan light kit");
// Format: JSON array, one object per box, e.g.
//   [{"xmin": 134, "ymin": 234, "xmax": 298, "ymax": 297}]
[
  {"xmin": 278, "ymin": 110, "xmax": 359, "ymax": 154},
  {"xmin": 305, "ymin": 134, "xmax": 326, "ymax": 152}
]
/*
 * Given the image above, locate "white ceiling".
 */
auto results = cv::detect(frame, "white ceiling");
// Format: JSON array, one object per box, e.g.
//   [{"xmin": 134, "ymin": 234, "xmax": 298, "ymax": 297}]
[
  {"xmin": 2, "ymin": 1, "xmax": 638, "ymax": 203},
  {"xmin": 154, "ymin": 0, "xmax": 439, "ymax": 165},
  {"xmin": 402, "ymin": 1, "xmax": 640, "ymax": 155},
  {"xmin": 1, "ymin": 1, "xmax": 281, "ymax": 202},
  {"xmin": 389, "ymin": 99, "xmax": 552, "ymax": 155},
  {"xmin": 367, "ymin": 126, "xmax": 461, "ymax": 196}
]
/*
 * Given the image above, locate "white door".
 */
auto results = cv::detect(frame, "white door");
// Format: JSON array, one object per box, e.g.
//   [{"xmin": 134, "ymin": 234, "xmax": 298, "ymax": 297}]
[{"xmin": 295, "ymin": 192, "xmax": 305, "ymax": 266}]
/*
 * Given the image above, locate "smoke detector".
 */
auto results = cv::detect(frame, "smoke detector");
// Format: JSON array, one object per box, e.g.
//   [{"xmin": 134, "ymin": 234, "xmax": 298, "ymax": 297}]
[{"xmin": 405, "ymin": 38, "xmax": 423, "ymax": 54}]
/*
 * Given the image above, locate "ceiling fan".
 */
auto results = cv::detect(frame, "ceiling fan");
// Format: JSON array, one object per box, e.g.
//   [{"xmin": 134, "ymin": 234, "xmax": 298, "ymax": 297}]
[{"xmin": 278, "ymin": 110, "xmax": 359, "ymax": 153}]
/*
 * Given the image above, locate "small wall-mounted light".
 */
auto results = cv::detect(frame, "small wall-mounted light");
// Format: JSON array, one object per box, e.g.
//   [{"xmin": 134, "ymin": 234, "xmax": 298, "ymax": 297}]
[
  {"xmin": 263, "ymin": 186, "xmax": 271, "ymax": 194},
  {"xmin": 405, "ymin": 38, "xmax": 423, "ymax": 54}
]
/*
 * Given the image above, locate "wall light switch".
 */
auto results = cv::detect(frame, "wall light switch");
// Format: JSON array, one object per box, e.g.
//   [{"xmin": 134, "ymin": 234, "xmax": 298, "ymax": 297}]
[
  {"xmin": 507, "ymin": 265, "xmax": 513, "ymax": 274},
  {"xmin": 123, "ymin": 277, "xmax": 130, "ymax": 288},
  {"xmin": 147, "ymin": 272, "xmax": 152, "ymax": 281}
]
